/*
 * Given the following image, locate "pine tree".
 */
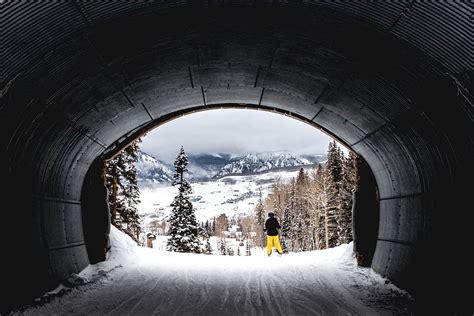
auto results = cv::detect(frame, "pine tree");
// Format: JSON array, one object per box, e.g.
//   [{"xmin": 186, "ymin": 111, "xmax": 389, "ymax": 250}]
[
  {"xmin": 212, "ymin": 217, "xmax": 216, "ymax": 236},
  {"xmin": 296, "ymin": 167, "xmax": 308, "ymax": 188},
  {"xmin": 338, "ymin": 151, "xmax": 358, "ymax": 244},
  {"xmin": 218, "ymin": 238, "xmax": 227, "ymax": 255},
  {"xmin": 308, "ymin": 166, "xmax": 322, "ymax": 250},
  {"xmin": 295, "ymin": 168, "xmax": 311, "ymax": 251},
  {"xmin": 327, "ymin": 140, "xmax": 343, "ymax": 190},
  {"xmin": 166, "ymin": 147, "xmax": 201, "ymax": 253},
  {"xmin": 280, "ymin": 182, "xmax": 293, "ymax": 253},
  {"xmin": 122, "ymin": 142, "xmax": 141, "ymax": 241},
  {"xmin": 284, "ymin": 179, "xmax": 298, "ymax": 252},
  {"xmin": 326, "ymin": 141, "xmax": 348, "ymax": 247},
  {"xmin": 205, "ymin": 238, "xmax": 212, "ymax": 254},
  {"xmin": 254, "ymin": 188, "xmax": 266, "ymax": 248},
  {"xmin": 105, "ymin": 139, "xmax": 142, "ymax": 242},
  {"xmin": 205, "ymin": 220, "xmax": 213, "ymax": 237}
]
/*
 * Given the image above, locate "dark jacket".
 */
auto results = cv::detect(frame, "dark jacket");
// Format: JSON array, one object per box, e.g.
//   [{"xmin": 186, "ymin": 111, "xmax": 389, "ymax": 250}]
[{"xmin": 264, "ymin": 217, "xmax": 281, "ymax": 236}]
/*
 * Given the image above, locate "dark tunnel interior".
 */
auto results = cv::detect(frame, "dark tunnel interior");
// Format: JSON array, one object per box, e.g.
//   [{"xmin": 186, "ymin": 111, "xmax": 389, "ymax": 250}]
[{"xmin": 1, "ymin": 1, "xmax": 472, "ymax": 313}]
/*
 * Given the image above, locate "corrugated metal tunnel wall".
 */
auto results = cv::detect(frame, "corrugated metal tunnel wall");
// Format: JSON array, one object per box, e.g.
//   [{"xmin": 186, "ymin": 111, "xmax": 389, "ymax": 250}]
[{"xmin": 1, "ymin": 1, "xmax": 472, "ymax": 313}]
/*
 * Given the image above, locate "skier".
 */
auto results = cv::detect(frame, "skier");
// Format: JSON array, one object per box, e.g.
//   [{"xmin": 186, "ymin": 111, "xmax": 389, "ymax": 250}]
[{"xmin": 264, "ymin": 212, "xmax": 283, "ymax": 256}]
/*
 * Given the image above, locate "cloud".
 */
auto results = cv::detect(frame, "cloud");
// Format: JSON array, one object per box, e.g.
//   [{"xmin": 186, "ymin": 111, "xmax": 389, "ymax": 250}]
[{"xmin": 139, "ymin": 109, "xmax": 335, "ymax": 163}]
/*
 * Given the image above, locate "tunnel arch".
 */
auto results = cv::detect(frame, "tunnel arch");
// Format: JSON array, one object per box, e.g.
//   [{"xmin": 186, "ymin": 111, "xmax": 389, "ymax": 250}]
[{"xmin": 2, "ymin": 2, "xmax": 472, "ymax": 313}]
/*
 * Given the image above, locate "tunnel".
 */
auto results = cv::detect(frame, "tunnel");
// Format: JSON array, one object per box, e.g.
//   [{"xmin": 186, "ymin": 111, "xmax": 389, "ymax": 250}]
[{"xmin": 1, "ymin": 1, "xmax": 472, "ymax": 313}]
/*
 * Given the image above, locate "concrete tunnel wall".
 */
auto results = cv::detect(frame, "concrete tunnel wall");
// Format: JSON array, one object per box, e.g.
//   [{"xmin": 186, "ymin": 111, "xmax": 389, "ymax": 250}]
[{"xmin": 1, "ymin": 1, "xmax": 472, "ymax": 313}]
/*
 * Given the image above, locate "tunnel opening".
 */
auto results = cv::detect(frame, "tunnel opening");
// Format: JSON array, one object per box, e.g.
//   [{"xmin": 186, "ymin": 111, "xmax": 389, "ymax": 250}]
[{"xmin": 81, "ymin": 107, "xmax": 379, "ymax": 268}]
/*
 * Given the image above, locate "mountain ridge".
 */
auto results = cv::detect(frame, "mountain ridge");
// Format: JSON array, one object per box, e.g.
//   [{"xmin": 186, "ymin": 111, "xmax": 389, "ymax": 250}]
[
  {"xmin": 213, "ymin": 152, "xmax": 324, "ymax": 178},
  {"xmin": 137, "ymin": 151, "xmax": 326, "ymax": 184}
]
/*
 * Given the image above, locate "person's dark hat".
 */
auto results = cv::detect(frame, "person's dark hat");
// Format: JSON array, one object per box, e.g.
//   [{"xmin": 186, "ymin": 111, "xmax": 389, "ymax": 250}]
[{"xmin": 268, "ymin": 212, "xmax": 275, "ymax": 217}]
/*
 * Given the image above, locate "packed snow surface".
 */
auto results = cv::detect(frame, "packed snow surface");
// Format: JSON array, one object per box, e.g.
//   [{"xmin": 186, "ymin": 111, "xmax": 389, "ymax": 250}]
[{"xmin": 16, "ymin": 227, "xmax": 414, "ymax": 315}]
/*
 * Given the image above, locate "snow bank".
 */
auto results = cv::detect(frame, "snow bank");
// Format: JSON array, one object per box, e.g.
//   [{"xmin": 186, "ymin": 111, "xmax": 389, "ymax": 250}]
[
  {"xmin": 91, "ymin": 226, "xmax": 357, "ymax": 275},
  {"xmin": 76, "ymin": 226, "xmax": 141, "ymax": 282}
]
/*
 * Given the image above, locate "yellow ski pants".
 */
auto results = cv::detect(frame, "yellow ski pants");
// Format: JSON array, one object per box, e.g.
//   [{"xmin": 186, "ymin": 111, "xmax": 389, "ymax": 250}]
[{"xmin": 266, "ymin": 235, "xmax": 283, "ymax": 255}]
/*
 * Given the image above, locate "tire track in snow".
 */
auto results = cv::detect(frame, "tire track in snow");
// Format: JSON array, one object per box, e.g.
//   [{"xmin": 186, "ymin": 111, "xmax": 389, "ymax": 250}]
[
  {"xmin": 20, "ymin": 245, "xmax": 414, "ymax": 315},
  {"xmin": 195, "ymin": 270, "xmax": 211, "ymax": 313},
  {"xmin": 195, "ymin": 268, "xmax": 235, "ymax": 315},
  {"xmin": 242, "ymin": 267, "xmax": 255, "ymax": 315},
  {"xmin": 265, "ymin": 264, "xmax": 296, "ymax": 315},
  {"xmin": 121, "ymin": 268, "xmax": 168, "ymax": 315},
  {"xmin": 176, "ymin": 267, "xmax": 218, "ymax": 315},
  {"xmin": 148, "ymin": 265, "xmax": 186, "ymax": 315},
  {"xmin": 285, "ymin": 259, "xmax": 337, "ymax": 314},
  {"xmin": 231, "ymin": 269, "xmax": 246, "ymax": 313},
  {"xmin": 287, "ymin": 261, "xmax": 326, "ymax": 315},
  {"xmin": 251, "ymin": 267, "xmax": 264, "ymax": 314},
  {"xmin": 104, "ymin": 270, "xmax": 163, "ymax": 315},
  {"xmin": 80, "ymin": 268, "xmax": 150, "ymax": 315},
  {"xmin": 257, "ymin": 266, "xmax": 280, "ymax": 315},
  {"xmin": 171, "ymin": 264, "xmax": 191, "ymax": 315},
  {"xmin": 262, "ymin": 267, "xmax": 286, "ymax": 315}
]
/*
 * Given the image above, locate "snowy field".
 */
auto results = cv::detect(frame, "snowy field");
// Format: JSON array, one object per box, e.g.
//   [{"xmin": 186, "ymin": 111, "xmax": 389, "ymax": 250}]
[
  {"xmin": 139, "ymin": 169, "xmax": 303, "ymax": 223},
  {"xmin": 14, "ymin": 227, "xmax": 415, "ymax": 315}
]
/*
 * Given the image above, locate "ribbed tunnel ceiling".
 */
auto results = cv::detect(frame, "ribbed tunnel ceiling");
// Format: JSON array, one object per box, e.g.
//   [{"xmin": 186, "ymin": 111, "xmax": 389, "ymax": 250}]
[
  {"xmin": 3, "ymin": 1, "xmax": 472, "ymax": 81},
  {"xmin": 1, "ymin": 1, "xmax": 472, "ymax": 313}
]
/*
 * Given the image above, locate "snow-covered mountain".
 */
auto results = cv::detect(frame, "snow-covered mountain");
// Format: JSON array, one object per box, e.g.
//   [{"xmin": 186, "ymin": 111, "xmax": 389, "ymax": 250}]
[
  {"xmin": 136, "ymin": 151, "xmax": 327, "ymax": 184},
  {"xmin": 136, "ymin": 151, "xmax": 174, "ymax": 186},
  {"xmin": 213, "ymin": 152, "xmax": 319, "ymax": 178},
  {"xmin": 187, "ymin": 153, "xmax": 234, "ymax": 180}
]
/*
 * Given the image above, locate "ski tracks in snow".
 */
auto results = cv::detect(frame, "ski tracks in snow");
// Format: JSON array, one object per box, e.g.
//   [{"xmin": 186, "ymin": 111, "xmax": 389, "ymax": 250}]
[{"xmin": 17, "ymin": 248, "xmax": 413, "ymax": 316}]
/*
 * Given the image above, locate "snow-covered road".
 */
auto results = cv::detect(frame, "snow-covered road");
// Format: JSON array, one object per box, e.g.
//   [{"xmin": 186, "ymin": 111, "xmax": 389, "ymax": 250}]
[{"xmin": 16, "ymin": 228, "xmax": 413, "ymax": 315}]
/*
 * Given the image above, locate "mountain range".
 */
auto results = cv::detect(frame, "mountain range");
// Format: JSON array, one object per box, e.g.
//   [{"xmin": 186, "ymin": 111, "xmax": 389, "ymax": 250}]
[{"xmin": 136, "ymin": 151, "xmax": 326, "ymax": 186}]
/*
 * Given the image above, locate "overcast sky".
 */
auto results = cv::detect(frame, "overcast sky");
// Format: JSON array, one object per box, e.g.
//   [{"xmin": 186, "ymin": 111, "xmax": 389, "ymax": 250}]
[{"xmin": 140, "ymin": 109, "xmax": 337, "ymax": 163}]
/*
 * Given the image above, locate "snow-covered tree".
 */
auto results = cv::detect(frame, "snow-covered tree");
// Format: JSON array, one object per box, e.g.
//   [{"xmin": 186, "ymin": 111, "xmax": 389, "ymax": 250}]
[
  {"xmin": 204, "ymin": 220, "xmax": 213, "ymax": 237},
  {"xmin": 166, "ymin": 147, "xmax": 201, "ymax": 253},
  {"xmin": 295, "ymin": 168, "xmax": 311, "ymax": 251},
  {"xmin": 204, "ymin": 238, "xmax": 212, "ymax": 254},
  {"xmin": 280, "ymin": 181, "xmax": 294, "ymax": 253},
  {"xmin": 105, "ymin": 139, "xmax": 142, "ymax": 242},
  {"xmin": 338, "ymin": 151, "xmax": 358, "ymax": 244},
  {"xmin": 307, "ymin": 167, "xmax": 321, "ymax": 250},
  {"xmin": 254, "ymin": 188, "xmax": 266, "ymax": 247},
  {"xmin": 218, "ymin": 238, "xmax": 227, "ymax": 255},
  {"xmin": 283, "ymin": 179, "xmax": 297, "ymax": 252},
  {"xmin": 211, "ymin": 217, "xmax": 216, "ymax": 236},
  {"xmin": 326, "ymin": 140, "xmax": 343, "ymax": 191}
]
